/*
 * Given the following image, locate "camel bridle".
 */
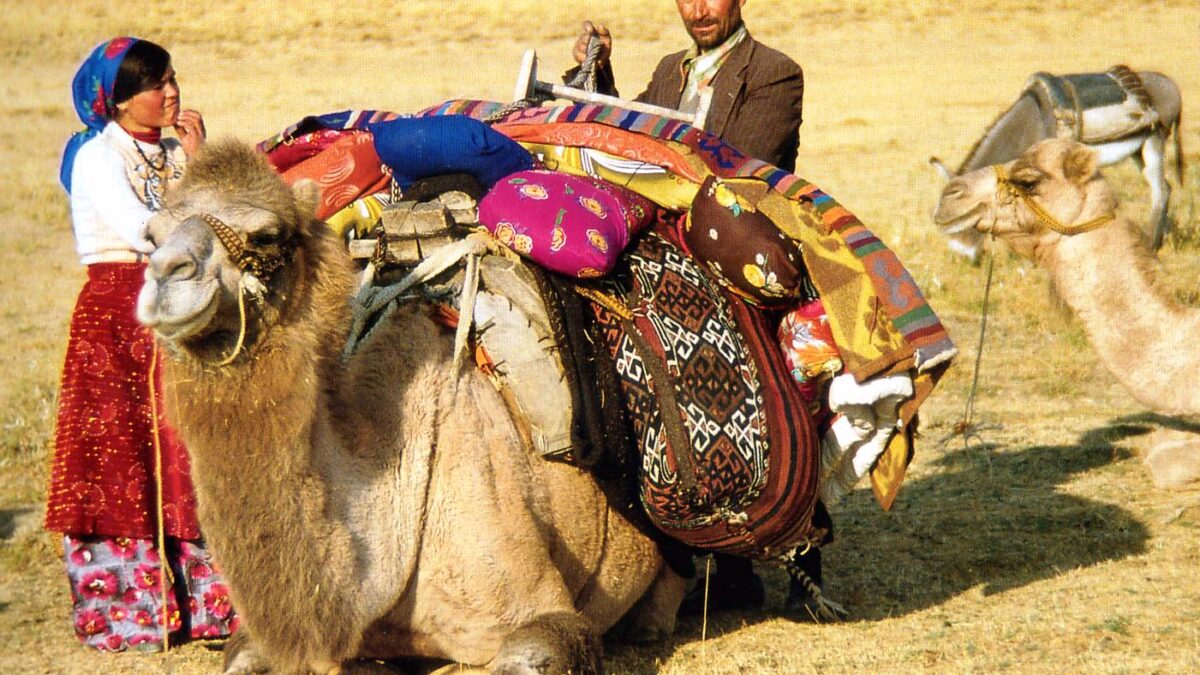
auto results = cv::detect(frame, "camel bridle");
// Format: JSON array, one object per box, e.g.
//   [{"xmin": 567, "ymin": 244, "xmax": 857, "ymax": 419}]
[
  {"xmin": 200, "ymin": 212, "xmax": 290, "ymax": 285},
  {"xmin": 992, "ymin": 165, "xmax": 1115, "ymax": 236},
  {"xmin": 196, "ymin": 212, "xmax": 293, "ymax": 366}
]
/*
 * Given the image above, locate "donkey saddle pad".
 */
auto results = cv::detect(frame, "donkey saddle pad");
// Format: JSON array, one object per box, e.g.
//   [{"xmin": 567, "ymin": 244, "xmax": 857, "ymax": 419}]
[{"xmin": 1026, "ymin": 65, "xmax": 1159, "ymax": 144}]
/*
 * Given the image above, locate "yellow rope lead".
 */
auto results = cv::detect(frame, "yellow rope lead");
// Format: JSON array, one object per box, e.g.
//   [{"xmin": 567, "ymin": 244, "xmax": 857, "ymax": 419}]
[
  {"xmin": 993, "ymin": 165, "xmax": 1115, "ymax": 235},
  {"xmin": 148, "ymin": 346, "xmax": 170, "ymax": 653},
  {"xmin": 214, "ymin": 280, "xmax": 249, "ymax": 367}
]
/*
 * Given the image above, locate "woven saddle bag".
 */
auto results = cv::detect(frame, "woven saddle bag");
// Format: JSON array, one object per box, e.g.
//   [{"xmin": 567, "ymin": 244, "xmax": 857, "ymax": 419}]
[{"xmin": 588, "ymin": 232, "xmax": 820, "ymax": 558}]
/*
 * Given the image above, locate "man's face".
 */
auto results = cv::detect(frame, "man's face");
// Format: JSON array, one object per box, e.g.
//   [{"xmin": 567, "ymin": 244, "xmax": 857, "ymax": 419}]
[{"xmin": 676, "ymin": 0, "xmax": 746, "ymax": 49}]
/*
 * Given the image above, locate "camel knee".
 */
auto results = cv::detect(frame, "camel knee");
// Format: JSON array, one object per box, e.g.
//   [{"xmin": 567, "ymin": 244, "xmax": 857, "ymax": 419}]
[{"xmin": 489, "ymin": 612, "xmax": 602, "ymax": 675}]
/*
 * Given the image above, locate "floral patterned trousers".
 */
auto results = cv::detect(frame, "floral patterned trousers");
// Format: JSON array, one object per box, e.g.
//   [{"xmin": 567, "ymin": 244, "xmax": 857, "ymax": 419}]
[{"xmin": 63, "ymin": 534, "xmax": 238, "ymax": 652}]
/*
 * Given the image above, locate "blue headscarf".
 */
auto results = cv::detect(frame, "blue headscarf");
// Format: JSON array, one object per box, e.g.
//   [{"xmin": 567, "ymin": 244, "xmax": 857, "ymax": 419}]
[{"xmin": 59, "ymin": 37, "xmax": 140, "ymax": 193}]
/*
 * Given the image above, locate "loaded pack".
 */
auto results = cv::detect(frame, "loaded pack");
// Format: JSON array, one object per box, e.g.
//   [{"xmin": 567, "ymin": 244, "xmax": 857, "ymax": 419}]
[{"xmin": 255, "ymin": 100, "xmax": 957, "ymax": 572}]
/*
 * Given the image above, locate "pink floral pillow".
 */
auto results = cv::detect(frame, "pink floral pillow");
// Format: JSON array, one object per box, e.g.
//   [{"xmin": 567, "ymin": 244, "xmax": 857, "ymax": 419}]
[{"xmin": 479, "ymin": 170, "xmax": 655, "ymax": 278}]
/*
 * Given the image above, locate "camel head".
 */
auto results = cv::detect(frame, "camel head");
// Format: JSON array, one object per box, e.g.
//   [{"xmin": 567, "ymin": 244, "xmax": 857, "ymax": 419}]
[
  {"xmin": 929, "ymin": 156, "xmax": 986, "ymax": 263},
  {"xmin": 932, "ymin": 139, "xmax": 1118, "ymax": 261},
  {"xmin": 137, "ymin": 140, "xmax": 328, "ymax": 365}
]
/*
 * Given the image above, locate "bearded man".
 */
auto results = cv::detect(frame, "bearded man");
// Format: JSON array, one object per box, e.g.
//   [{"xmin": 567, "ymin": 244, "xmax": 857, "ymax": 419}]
[
  {"xmin": 567, "ymin": 0, "xmax": 832, "ymax": 619},
  {"xmin": 568, "ymin": 0, "xmax": 803, "ymax": 171}
]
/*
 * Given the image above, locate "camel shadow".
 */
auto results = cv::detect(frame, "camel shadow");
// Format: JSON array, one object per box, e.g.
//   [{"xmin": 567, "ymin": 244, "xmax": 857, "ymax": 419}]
[
  {"xmin": 609, "ymin": 417, "xmax": 1151, "ymax": 659},
  {"xmin": 1110, "ymin": 411, "xmax": 1200, "ymax": 435},
  {"xmin": 810, "ymin": 419, "xmax": 1150, "ymax": 621}
]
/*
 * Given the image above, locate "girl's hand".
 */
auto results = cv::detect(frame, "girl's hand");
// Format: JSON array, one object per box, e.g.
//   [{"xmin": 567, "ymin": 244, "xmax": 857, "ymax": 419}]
[{"xmin": 175, "ymin": 109, "xmax": 207, "ymax": 157}]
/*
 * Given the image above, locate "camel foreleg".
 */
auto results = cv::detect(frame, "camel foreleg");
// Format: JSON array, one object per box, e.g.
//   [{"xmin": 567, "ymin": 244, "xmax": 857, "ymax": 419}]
[
  {"xmin": 223, "ymin": 629, "xmax": 271, "ymax": 675},
  {"xmin": 610, "ymin": 559, "xmax": 687, "ymax": 644}
]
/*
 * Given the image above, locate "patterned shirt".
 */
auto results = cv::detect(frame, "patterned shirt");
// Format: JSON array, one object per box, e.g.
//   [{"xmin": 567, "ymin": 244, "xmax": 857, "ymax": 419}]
[{"xmin": 678, "ymin": 23, "xmax": 749, "ymax": 129}]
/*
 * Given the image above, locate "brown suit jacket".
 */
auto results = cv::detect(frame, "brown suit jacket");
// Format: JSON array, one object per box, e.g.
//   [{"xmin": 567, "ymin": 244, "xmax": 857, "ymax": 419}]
[{"xmin": 578, "ymin": 34, "xmax": 804, "ymax": 172}]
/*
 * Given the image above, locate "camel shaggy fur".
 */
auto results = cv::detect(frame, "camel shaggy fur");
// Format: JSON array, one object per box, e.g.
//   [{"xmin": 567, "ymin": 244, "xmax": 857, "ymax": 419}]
[
  {"xmin": 136, "ymin": 140, "xmax": 685, "ymax": 673},
  {"xmin": 933, "ymin": 138, "xmax": 1200, "ymax": 489}
]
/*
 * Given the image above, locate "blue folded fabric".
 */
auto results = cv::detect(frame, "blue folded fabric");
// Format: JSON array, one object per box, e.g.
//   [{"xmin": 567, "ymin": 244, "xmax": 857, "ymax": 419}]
[{"xmin": 365, "ymin": 115, "xmax": 534, "ymax": 190}]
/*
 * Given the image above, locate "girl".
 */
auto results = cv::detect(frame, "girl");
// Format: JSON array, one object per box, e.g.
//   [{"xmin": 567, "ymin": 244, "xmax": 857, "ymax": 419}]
[{"xmin": 46, "ymin": 37, "xmax": 236, "ymax": 652}]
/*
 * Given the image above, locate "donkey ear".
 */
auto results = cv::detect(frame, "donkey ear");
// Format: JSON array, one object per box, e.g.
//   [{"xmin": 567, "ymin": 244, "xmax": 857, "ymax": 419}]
[
  {"xmin": 291, "ymin": 179, "xmax": 321, "ymax": 217},
  {"xmin": 1063, "ymin": 144, "xmax": 1098, "ymax": 185}
]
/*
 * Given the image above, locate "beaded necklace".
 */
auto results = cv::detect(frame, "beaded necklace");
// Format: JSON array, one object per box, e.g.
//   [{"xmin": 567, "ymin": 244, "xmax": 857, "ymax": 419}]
[{"xmin": 132, "ymin": 138, "xmax": 170, "ymax": 211}]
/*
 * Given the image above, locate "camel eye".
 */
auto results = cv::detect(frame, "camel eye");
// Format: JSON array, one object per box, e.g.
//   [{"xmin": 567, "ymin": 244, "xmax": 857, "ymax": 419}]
[
  {"xmin": 248, "ymin": 230, "xmax": 280, "ymax": 247},
  {"xmin": 1008, "ymin": 163, "xmax": 1043, "ymax": 188}
]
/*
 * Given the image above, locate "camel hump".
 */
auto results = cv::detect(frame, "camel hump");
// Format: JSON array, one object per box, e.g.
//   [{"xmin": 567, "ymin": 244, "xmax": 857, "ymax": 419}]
[{"xmin": 1024, "ymin": 66, "xmax": 1159, "ymax": 143}]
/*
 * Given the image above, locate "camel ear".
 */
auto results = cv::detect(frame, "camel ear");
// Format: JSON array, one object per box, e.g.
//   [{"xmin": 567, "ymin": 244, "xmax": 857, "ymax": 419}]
[
  {"xmin": 1063, "ymin": 145, "xmax": 1098, "ymax": 185},
  {"xmin": 291, "ymin": 179, "xmax": 321, "ymax": 217}
]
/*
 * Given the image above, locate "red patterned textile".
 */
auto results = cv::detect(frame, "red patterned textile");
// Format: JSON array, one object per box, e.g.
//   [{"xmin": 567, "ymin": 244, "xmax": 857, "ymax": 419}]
[
  {"xmin": 499, "ymin": 121, "xmax": 707, "ymax": 185},
  {"xmin": 280, "ymin": 132, "xmax": 390, "ymax": 221},
  {"xmin": 46, "ymin": 263, "xmax": 201, "ymax": 540},
  {"xmin": 590, "ymin": 233, "xmax": 819, "ymax": 557},
  {"xmin": 261, "ymin": 128, "xmax": 354, "ymax": 173}
]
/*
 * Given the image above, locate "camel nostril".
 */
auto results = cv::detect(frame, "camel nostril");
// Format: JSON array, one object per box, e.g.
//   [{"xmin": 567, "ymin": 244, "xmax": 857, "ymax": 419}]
[{"xmin": 159, "ymin": 257, "xmax": 198, "ymax": 282}]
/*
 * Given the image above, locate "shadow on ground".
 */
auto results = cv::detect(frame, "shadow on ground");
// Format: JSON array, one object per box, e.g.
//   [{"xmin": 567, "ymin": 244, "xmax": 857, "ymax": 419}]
[
  {"xmin": 612, "ymin": 417, "xmax": 1153, "ymax": 657},
  {"xmin": 0, "ymin": 507, "xmax": 39, "ymax": 541}
]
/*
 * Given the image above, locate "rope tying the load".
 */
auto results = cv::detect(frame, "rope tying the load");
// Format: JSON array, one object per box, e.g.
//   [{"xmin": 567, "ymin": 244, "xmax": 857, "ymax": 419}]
[{"xmin": 342, "ymin": 232, "xmax": 499, "ymax": 363}]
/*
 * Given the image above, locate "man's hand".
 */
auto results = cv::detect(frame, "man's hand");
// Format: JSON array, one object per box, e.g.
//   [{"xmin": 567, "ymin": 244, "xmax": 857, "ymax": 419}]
[
  {"xmin": 572, "ymin": 21, "xmax": 612, "ymax": 68},
  {"xmin": 175, "ymin": 109, "xmax": 207, "ymax": 157}
]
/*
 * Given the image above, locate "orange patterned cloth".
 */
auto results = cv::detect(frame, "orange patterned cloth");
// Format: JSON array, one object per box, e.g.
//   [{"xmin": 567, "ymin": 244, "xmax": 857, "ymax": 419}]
[
  {"xmin": 280, "ymin": 132, "xmax": 391, "ymax": 221},
  {"xmin": 500, "ymin": 122, "xmax": 708, "ymax": 185},
  {"xmin": 45, "ymin": 263, "xmax": 201, "ymax": 539}
]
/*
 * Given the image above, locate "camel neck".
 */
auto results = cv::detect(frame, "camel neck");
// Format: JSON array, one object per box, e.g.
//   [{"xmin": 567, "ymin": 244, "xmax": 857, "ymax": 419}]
[
  {"xmin": 160, "ymin": 240, "xmax": 370, "ymax": 670},
  {"xmin": 1048, "ymin": 222, "xmax": 1199, "ymax": 414}
]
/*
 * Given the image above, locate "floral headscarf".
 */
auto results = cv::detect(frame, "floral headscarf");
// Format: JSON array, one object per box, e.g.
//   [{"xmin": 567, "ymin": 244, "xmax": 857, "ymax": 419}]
[{"xmin": 59, "ymin": 37, "xmax": 140, "ymax": 193}]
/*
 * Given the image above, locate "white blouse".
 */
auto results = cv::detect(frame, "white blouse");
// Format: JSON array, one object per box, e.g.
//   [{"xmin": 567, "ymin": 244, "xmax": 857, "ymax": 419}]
[{"xmin": 69, "ymin": 122, "xmax": 186, "ymax": 265}]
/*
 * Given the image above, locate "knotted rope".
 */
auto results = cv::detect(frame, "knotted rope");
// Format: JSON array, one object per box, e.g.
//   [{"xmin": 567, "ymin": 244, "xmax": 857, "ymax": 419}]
[
  {"xmin": 784, "ymin": 552, "xmax": 848, "ymax": 622},
  {"xmin": 565, "ymin": 32, "xmax": 604, "ymax": 93}
]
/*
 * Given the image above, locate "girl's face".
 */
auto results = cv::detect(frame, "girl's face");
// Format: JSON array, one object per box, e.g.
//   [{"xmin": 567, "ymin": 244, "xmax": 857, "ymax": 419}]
[{"xmin": 117, "ymin": 66, "xmax": 180, "ymax": 132}]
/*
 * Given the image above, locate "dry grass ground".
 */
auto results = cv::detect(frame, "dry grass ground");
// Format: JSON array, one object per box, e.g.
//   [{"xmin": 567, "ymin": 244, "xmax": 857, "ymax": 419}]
[{"xmin": 1, "ymin": 1, "xmax": 1198, "ymax": 673}]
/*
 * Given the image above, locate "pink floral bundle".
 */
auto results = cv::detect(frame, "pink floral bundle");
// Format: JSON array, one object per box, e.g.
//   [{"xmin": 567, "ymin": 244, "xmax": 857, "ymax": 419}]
[{"xmin": 479, "ymin": 170, "xmax": 655, "ymax": 278}]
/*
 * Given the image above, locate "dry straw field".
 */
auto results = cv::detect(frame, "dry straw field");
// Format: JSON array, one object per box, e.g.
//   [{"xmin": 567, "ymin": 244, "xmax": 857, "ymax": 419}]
[{"xmin": 2, "ymin": 1, "xmax": 1198, "ymax": 673}]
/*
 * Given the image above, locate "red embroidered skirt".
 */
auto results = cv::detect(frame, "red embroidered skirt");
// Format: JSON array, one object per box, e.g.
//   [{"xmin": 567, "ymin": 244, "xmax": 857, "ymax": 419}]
[{"xmin": 45, "ymin": 263, "xmax": 202, "ymax": 540}]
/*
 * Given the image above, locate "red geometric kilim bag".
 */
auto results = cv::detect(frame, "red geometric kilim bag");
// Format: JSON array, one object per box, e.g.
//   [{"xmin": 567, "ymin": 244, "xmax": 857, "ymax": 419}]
[{"xmin": 588, "ymin": 232, "xmax": 820, "ymax": 558}]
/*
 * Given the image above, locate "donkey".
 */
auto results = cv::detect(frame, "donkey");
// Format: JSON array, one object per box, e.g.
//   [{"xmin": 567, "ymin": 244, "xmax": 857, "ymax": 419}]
[{"xmin": 931, "ymin": 68, "xmax": 1183, "ymax": 261}]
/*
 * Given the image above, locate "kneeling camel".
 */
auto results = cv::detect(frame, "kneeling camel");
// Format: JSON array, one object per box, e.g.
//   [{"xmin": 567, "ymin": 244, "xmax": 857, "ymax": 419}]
[{"xmin": 136, "ymin": 141, "xmax": 684, "ymax": 673}]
